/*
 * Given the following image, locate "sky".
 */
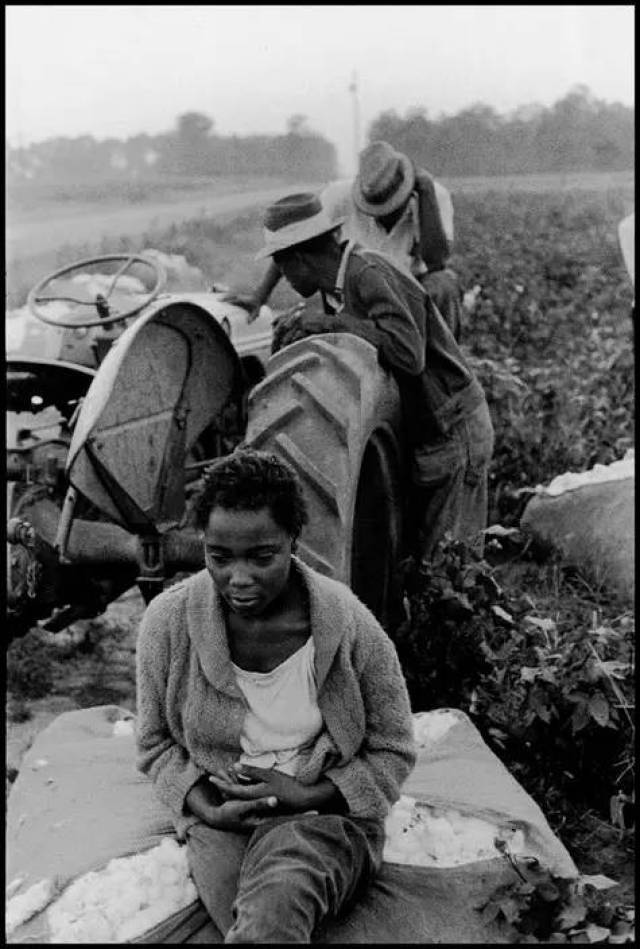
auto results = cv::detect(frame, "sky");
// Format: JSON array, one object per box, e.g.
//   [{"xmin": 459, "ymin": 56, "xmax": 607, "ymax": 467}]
[{"xmin": 5, "ymin": 4, "xmax": 635, "ymax": 175}]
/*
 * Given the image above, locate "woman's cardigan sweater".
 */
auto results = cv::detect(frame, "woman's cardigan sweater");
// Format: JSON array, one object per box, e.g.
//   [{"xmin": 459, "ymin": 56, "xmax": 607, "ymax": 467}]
[{"xmin": 136, "ymin": 557, "xmax": 417, "ymax": 838}]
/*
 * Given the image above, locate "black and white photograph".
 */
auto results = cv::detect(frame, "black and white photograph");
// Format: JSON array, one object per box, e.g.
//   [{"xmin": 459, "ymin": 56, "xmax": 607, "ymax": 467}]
[{"xmin": 6, "ymin": 4, "xmax": 635, "ymax": 943}]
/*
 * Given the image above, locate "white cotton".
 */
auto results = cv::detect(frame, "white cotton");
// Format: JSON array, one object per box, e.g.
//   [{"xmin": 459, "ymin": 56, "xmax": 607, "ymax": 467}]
[
  {"xmin": 537, "ymin": 449, "xmax": 634, "ymax": 497},
  {"xmin": 412, "ymin": 710, "xmax": 460, "ymax": 746},
  {"xmin": 47, "ymin": 838, "xmax": 198, "ymax": 943},
  {"xmin": 71, "ymin": 272, "xmax": 148, "ymax": 296},
  {"xmin": 6, "ymin": 878, "xmax": 56, "ymax": 934},
  {"xmin": 6, "ymin": 876, "xmax": 25, "ymax": 898},
  {"xmin": 141, "ymin": 249, "xmax": 208, "ymax": 290},
  {"xmin": 112, "ymin": 718, "xmax": 135, "ymax": 737},
  {"xmin": 383, "ymin": 797, "xmax": 526, "ymax": 868},
  {"xmin": 463, "ymin": 284, "xmax": 482, "ymax": 314}
]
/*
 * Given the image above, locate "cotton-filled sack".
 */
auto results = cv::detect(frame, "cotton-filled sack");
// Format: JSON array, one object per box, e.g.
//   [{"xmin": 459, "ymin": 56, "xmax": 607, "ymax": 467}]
[{"xmin": 6, "ymin": 705, "xmax": 577, "ymax": 943}]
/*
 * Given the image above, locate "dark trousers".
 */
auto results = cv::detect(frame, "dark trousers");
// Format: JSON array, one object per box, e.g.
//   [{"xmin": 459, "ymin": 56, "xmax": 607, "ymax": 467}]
[
  {"xmin": 411, "ymin": 400, "xmax": 495, "ymax": 561},
  {"xmin": 186, "ymin": 813, "xmax": 385, "ymax": 943},
  {"xmin": 419, "ymin": 268, "xmax": 463, "ymax": 342}
]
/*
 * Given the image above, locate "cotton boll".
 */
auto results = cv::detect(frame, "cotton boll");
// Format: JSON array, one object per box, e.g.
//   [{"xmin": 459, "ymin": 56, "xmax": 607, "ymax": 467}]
[
  {"xmin": 6, "ymin": 878, "xmax": 56, "ymax": 934},
  {"xmin": 6, "ymin": 876, "xmax": 26, "ymax": 898},
  {"xmin": 114, "ymin": 902, "xmax": 171, "ymax": 941},
  {"xmin": 72, "ymin": 909, "xmax": 113, "ymax": 943},
  {"xmin": 412, "ymin": 710, "xmax": 460, "ymax": 746},
  {"xmin": 110, "ymin": 886, "xmax": 142, "ymax": 920},
  {"xmin": 158, "ymin": 865, "xmax": 181, "ymax": 888},
  {"xmin": 383, "ymin": 799, "xmax": 532, "ymax": 869},
  {"xmin": 47, "ymin": 840, "xmax": 199, "ymax": 942},
  {"xmin": 155, "ymin": 837, "xmax": 183, "ymax": 865},
  {"xmin": 181, "ymin": 878, "xmax": 198, "ymax": 903}
]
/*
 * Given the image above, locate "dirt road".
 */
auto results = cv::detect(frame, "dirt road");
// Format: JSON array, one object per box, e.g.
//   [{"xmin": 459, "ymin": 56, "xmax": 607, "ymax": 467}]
[{"xmin": 6, "ymin": 182, "xmax": 317, "ymax": 265}]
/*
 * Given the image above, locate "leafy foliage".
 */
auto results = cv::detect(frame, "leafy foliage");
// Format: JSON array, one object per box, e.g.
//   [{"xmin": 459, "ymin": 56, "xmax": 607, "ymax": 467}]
[
  {"xmin": 478, "ymin": 857, "xmax": 635, "ymax": 943},
  {"xmin": 7, "ymin": 111, "xmax": 337, "ymax": 188},
  {"xmin": 7, "ymin": 629, "xmax": 56, "ymax": 699},
  {"xmin": 454, "ymin": 187, "xmax": 634, "ymax": 523},
  {"xmin": 369, "ymin": 85, "xmax": 634, "ymax": 176},
  {"xmin": 393, "ymin": 536, "xmax": 635, "ymax": 820}
]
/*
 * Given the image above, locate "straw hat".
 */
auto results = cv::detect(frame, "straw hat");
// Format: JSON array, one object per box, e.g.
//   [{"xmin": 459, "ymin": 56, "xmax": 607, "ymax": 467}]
[
  {"xmin": 255, "ymin": 193, "xmax": 344, "ymax": 260},
  {"xmin": 353, "ymin": 141, "xmax": 415, "ymax": 217}
]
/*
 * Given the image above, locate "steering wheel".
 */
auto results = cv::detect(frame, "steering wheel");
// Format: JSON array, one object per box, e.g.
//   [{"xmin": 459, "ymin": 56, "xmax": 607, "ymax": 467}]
[{"xmin": 26, "ymin": 254, "xmax": 166, "ymax": 328}]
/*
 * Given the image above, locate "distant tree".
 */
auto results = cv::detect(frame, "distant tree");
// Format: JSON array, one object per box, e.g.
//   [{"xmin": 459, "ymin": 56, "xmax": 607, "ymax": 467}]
[
  {"xmin": 365, "ymin": 86, "xmax": 633, "ymax": 177},
  {"xmin": 368, "ymin": 109, "xmax": 407, "ymax": 145},
  {"xmin": 286, "ymin": 114, "xmax": 311, "ymax": 136},
  {"xmin": 176, "ymin": 111, "xmax": 215, "ymax": 140},
  {"xmin": 159, "ymin": 111, "xmax": 216, "ymax": 175}
]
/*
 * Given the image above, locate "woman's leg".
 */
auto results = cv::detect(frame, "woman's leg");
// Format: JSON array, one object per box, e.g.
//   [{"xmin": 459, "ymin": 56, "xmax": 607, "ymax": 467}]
[
  {"xmin": 185, "ymin": 821, "xmax": 248, "ymax": 937},
  {"xmin": 225, "ymin": 813, "xmax": 384, "ymax": 944}
]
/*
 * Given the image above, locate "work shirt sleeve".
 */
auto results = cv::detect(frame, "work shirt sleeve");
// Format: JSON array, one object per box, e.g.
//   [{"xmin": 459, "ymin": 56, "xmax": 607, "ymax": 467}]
[
  {"xmin": 331, "ymin": 263, "xmax": 425, "ymax": 376},
  {"xmin": 135, "ymin": 600, "xmax": 206, "ymax": 821}
]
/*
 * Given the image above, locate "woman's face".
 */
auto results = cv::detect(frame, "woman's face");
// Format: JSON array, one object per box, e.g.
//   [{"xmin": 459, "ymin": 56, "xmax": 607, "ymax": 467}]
[{"xmin": 204, "ymin": 505, "xmax": 294, "ymax": 617}]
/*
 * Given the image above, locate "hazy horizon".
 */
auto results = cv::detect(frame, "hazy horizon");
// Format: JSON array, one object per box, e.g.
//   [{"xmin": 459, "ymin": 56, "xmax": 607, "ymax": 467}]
[{"xmin": 6, "ymin": 5, "xmax": 635, "ymax": 176}]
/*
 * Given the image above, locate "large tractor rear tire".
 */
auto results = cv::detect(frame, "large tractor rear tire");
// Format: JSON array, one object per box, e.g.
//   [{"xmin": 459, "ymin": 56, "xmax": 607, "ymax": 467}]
[{"xmin": 244, "ymin": 333, "xmax": 406, "ymax": 629}]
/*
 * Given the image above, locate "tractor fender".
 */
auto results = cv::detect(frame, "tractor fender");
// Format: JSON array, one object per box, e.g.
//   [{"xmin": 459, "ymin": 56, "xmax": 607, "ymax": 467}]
[
  {"xmin": 244, "ymin": 332, "xmax": 406, "ymax": 626},
  {"xmin": 65, "ymin": 298, "xmax": 245, "ymax": 531}
]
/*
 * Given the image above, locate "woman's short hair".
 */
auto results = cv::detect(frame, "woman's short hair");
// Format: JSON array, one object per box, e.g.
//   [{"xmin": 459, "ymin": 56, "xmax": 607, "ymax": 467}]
[{"xmin": 193, "ymin": 448, "xmax": 308, "ymax": 538}]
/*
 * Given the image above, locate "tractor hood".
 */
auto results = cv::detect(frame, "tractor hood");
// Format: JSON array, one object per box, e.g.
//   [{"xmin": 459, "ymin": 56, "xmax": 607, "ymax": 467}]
[{"xmin": 66, "ymin": 297, "xmax": 245, "ymax": 532}]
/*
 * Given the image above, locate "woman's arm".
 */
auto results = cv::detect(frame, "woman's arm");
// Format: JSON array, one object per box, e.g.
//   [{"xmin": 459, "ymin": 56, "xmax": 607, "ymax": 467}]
[
  {"xmin": 323, "ymin": 619, "xmax": 417, "ymax": 822},
  {"xmin": 135, "ymin": 598, "xmax": 208, "ymax": 819},
  {"xmin": 208, "ymin": 768, "xmax": 348, "ymax": 816}
]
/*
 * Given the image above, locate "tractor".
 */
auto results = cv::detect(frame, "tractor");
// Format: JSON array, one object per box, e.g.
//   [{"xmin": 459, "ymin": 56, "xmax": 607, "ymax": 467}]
[{"xmin": 6, "ymin": 251, "xmax": 407, "ymax": 641}]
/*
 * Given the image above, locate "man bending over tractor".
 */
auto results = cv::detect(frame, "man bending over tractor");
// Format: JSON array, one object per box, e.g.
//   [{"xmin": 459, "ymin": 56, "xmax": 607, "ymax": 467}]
[
  {"xmin": 229, "ymin": 141, "xmax": 464, "ymax": 342},
  {"xmin": 255, "ymin": 191, "xmax": 494, "ymax": 563}
]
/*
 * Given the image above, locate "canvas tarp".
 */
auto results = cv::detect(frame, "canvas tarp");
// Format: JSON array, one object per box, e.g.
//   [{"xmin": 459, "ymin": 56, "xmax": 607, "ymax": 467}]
[{"xmin": 6, "ymin": 704, "xmax": 577, "ymax": 944}]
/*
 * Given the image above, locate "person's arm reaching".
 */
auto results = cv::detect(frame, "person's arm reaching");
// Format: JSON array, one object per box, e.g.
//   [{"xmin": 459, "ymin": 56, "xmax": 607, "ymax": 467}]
[{"xmin": 219, "ymin": 260, "xmax": 282, "ymax": 322}]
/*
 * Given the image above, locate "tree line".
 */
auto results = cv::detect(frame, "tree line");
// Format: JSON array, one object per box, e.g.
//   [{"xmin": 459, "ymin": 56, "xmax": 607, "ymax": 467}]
[
  {"xmin": 7, "ymin": 86, "xmax": 634, "ymax": 189},
  {"xmin": 6, "ymin": 112, "xmax": 338, "ymax": 186},
  {"xmin": 368, "ymin": 86, "xmax": 634, "ymax": 177}
]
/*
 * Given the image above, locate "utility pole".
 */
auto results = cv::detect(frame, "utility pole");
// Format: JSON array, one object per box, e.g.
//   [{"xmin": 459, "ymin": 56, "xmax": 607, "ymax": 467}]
[{"xmin": 348, "ymin": 71, "xmax": 360, "ymax": 173}]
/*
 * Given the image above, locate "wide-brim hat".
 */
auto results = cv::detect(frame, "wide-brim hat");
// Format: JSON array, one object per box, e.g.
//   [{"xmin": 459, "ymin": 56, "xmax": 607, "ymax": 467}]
[
  {"xmin": 353, "ymin": 141, "xmax": 415, "ymax": 217},
  {"xmin": 255, "ymin": 192, "xmax": 345, "ymax": 260}
]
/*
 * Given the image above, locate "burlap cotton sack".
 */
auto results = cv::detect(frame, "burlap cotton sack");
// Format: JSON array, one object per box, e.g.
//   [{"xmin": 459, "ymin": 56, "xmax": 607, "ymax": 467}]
[{"xmin": 6, "ymin": 705, "xmax": 577, "ymax": 944}]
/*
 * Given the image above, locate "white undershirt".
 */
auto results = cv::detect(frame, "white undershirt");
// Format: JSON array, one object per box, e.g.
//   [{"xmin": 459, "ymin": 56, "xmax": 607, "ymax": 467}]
[
  {"xmin": 231, "ymin": 637, "xmax": 322, "ymax": 776},
  {"xmin": 322, "ymin": 177, "xmax": 454, "ymax": 278}
]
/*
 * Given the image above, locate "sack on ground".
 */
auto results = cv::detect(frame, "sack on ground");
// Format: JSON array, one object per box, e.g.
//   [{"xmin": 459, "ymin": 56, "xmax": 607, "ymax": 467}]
[{"xmin": 6, "ymin": 705, "xmax": 577, "ymax": 943}]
